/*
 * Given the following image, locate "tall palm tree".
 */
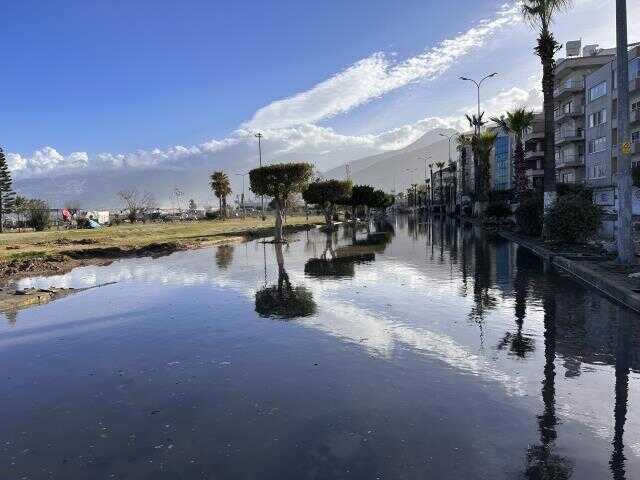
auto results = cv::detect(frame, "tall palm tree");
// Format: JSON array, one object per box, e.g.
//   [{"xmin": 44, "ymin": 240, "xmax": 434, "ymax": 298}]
[
  {"xmin": 435, "ymin": 161, "xmax": 446, "ymax": 211},
  {"xmin": 466, "ymin": 113, "xmax": 487, "ymax": 204},
  {"xmin": 491, "ymin": 108, "xmax": 535, "ymax": 200},
  {"xmin": 473, "ymin": 130, "xmax": 497, "ymax": 214},
  {"xmin": 456, "ymin": 134, "xmax": 471, "ymax": 197},
  {"xmin": 522, "ymin": 0, "xmax": 571, "ymax": 212},
  {"xmin": 448, "ymin": 161, "xmax": 458, "ymax": 215},
  {"xmin": 210, "ymin": 171, "xmax": 232, "ymax": 219}
]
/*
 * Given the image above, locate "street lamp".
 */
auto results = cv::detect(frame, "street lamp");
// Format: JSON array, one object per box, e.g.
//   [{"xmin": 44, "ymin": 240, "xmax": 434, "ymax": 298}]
[
  {"xmin": 255, "ymin": 132, "xmax": 265, "ymax": 220},
  {"xmin": 459, "ymin": 73, "xmax": 498, "ymax": 133},
  {"xmin": 235, "ymin": 173, "xmax": 248, "ymax": 218}
]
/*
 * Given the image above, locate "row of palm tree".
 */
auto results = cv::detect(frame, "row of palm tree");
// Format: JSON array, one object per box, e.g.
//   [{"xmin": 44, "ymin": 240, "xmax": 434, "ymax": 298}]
[{"xmin": 450, "ymin": 0, "xmax": 569, "ymax": 219}]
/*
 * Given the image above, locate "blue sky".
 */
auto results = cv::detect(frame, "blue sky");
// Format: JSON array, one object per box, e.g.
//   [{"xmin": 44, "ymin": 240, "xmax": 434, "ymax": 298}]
[{"xmin": 2, "ymin": 0, "xmax": 637, "ymax": 182}]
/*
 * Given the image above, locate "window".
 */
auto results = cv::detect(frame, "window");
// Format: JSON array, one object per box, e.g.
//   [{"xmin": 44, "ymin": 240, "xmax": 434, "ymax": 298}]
[
  {"xmin": 588, "ymin": 108, "xmax": 607, "ymax": 127},
  {"xmin": 589, "ymin": 164, "xmax": 606, "ymax": 179},
  {"xmin": 588, "ymin": 137, "xmax": 607, "ymax": 154},
  {"xmin": 589, "ymin": 81, "xmax": 607, "ymax": 101},
  {"xmin": 632, "ymin": 101, "xmax": 640, "ymax": 111},
  {"xmin": 563, "ymin": 102, "xmax": 572, "ymax": 114},
  {"xmin": 632, "ymin": 131, "xmax": 640, "ymax": 144}
]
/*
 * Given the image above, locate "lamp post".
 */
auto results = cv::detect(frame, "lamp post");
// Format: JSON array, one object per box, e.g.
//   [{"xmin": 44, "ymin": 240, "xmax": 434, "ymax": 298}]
[
  {"xmin": 459, "ymin": 73, "xmax": 498, "ymax": 133},
  {"xmin": 421, "ymin": 155, "xmax": 432, "ymax": 211},
  {"xmin": 235, "ymin": 173, "xmax": 247, "ymax": 218},
  {"xmin": 255, "ymin": 132, "xmax": 265, "ymax": 220}
]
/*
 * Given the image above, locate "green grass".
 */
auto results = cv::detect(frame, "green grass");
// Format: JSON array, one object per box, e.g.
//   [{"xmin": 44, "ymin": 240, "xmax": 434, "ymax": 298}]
[{"xmin": 0, "ymin": 216, "xmax": 322, "ymax": 262}]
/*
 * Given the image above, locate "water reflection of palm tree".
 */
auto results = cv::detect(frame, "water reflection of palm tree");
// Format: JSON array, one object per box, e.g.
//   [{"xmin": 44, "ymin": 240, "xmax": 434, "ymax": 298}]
[
  {"xmin": 468, "ymin": 229, "xmax": 497, "ymax": 344},
  {"xmin": 255, "ymin": 243, "xmax": 316, "ymax": 319},
  {"xmin": 214, "ymin": 244, "xmax": 235, "ymax": 269},
  {"xmin": 610, "ymin": 305, "xmax": 631, "ymax": 480},
  {"xmin": 525, "ymin": 287, "xmax": 573, "ymax": 478},
  {"xmin": 497, "ymin": 248, "xmax": 535, "ymax": 358}
]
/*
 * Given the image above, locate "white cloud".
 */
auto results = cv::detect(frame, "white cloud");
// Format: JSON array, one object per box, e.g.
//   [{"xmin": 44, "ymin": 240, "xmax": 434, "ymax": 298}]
[{"xmin": 244, "ymin": 3, "xmax": 522, "ymax": 130}]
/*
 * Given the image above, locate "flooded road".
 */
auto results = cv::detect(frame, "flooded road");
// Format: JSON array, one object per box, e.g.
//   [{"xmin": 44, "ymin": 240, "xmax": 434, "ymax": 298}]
[{"xmin": 2, "ymin": 217, "xmax": 640, "ymax": 479}]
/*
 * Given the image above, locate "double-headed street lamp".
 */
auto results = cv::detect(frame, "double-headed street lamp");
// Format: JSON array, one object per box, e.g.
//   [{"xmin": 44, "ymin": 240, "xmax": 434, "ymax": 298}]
[{"xmin": 459, "ymin": 73, "xmax": 498, "ymax": 133}]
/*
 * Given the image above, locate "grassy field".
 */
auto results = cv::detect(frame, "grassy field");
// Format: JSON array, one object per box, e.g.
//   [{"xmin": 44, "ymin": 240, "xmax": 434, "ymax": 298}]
[{"xmin": 0, "ymin": 215, "xmax": 323, "ymax": 263}]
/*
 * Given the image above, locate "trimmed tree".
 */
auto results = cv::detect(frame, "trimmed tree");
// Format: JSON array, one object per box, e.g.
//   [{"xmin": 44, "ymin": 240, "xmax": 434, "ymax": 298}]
[
  {"xmin": 472, "ymin": 130, "xmax": 497, "ymax": 215},
  {"xmin": 491, "ymin": 108, "xmax": 535, "ymax": 200},
  {"xmin": 0, "ymin": 148, "xmax": 15, "ymax": 233},
  {"xmin": 210, "ymin": 171, "xmax": 232, "ymax": 219},
  {"xmin": 302, "ymin": 179, "xmax": 352, "ymax": 230},
  {"xmin": 249, "ymin": 162, "xmax": 313, "ymax": 242}
]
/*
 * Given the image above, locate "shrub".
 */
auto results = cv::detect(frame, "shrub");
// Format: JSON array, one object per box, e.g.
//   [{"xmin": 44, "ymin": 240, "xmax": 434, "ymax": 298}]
[
  {"xmin": 544, "ymin": 193, "xmax": 601, "ymax": 243},
  {"xmin": 485, "ymin": 201, "xmax": 512, "ymax": 218},
  {"xmin": 557, "ymin": 182, "xmax": 592, "ymax": 201},
  {"xmin": 205, "ymin": 211, "xmax": 220, "ymax": 220},
  {"xmin": 26, "ymin": 199, "xmax": 51, "ymax": 231},
  {"xmin": 515, "ymin": 195, "xmax": 543, "ymax": 236}
]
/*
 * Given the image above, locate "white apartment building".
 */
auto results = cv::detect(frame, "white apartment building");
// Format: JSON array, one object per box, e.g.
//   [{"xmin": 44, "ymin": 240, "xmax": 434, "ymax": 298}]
[{"xmin": 554, "ymin": 41, "xmax": 616, "ymax": 184}]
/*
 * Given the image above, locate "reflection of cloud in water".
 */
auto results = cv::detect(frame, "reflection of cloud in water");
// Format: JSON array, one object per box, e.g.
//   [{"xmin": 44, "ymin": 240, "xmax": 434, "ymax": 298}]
[{"xmin": 300, "ymin": 297, "xmax": 526, "ymax": 396}]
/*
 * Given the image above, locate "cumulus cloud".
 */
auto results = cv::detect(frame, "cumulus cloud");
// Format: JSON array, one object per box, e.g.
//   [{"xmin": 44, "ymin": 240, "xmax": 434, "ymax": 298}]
[{"xmin": 244, "ymin": 3, "xmax": 521, "ymax": 130}]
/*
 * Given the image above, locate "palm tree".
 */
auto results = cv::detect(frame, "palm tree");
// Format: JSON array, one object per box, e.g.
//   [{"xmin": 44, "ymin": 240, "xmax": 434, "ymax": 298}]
[
  {"xmin": 456, "ymin": 134, "xmax": 471, "ymax": 197},
  {"xmin": 435, "ymin": 161, "xmax": 446, "ymax": 211},
  {"xmin": 466, "ymin": 113, "xmax": 487, "ymax": 205},
  {"xmin": 491, "ymin": 108, "xmax": 535, "ymax": 200},
  {"xmin": 210, "ymin": 171, "xmax": 232, "ymax": 219},
  {"xmin": 448, "ymin": 161, "xmax": 458, "ymax": 215},
  {"xmin": 522, "ymin": 0, "xmax": 571, "ymax": 212},
  {"xmin": 473, "ymin": 130, "xmax": 497, "ymax": 215}
]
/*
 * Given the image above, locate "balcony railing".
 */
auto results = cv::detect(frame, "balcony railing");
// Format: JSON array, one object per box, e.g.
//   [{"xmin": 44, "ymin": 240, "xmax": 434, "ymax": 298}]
[
  {"xmin": 554, "ymin": 79, "xmax": 584, "ymax": 98},
  {"xmin": 525, "ymin": 148, "xmax": 544, "ymax": 159},
  {"xmin": 555, "ymin": 129, "xmax": 584, "ymax": 144},
  {"xmin": 556, "ymin": 154, "xmax": 585, "ymax": 168},
  {"xmin": 554, "ymin": 105, "xmax": 585, "ymax": 121}
]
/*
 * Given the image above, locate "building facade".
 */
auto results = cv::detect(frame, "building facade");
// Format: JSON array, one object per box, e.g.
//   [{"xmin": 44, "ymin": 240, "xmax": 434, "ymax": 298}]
[
  {"xmin": 584, "ymin": 45, "xmax": 640, "ymax": 214},
  {"xmin": 553, "ymin": 43, "xmax": 615, "ymax": 184},
  {"xmin": 523, "ymin": 112, "xmax": 545, "ymax": 190}
]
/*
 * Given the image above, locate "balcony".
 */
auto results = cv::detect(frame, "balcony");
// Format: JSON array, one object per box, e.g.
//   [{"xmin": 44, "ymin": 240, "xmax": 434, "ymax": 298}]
[
  {"xmin": 631, "ymin": 77, "xmax": 640, "ymax": 92},
  {"xmin": 554, "ymin": 105, "xmax": 585, "ymax": 122},
  {"xmin": 556, "ymin": 154, "xmax": 585, "ymax": 169},
  {"xmin": 525, "ymin": 168, "xmax": 544, "ymax": 178},
  {"xmin": 525, "ymin": 148, "xmax": 544, "ymax": 160},
  {"xmin": 631, "ymin": 109, "xmax": 640, "ymax": 125},
  {"xmin": 554, "ymin": 80, "xmax": 584, "ymax": 100},
  {"xmin": 555, "ymin": 129, "xmax": 584, "ymax": 145},
  {"xmin": 524, "ymin": 129, "xmax": 544, "ymax": 141}
]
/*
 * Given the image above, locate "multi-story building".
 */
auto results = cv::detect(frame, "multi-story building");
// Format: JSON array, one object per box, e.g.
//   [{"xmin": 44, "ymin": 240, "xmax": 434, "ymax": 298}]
[
  {"xmin": 584, "ymin": 44, "xmax": 640, "ymax": 211},
  {"xmin": 553, "ymin": 42, "xmax": 615, "ymax": 184},
  {"xmin": 523, "ymin": 112, "xmax": 545, "ymax": 189},
  {"xmin": 490, "ymin": 128, "xmax": 513, "ymax": 191}
]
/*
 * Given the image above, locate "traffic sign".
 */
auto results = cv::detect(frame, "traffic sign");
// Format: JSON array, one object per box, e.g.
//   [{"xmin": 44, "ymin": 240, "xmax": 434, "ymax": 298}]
[{"xmin": 622, "ymin": 142, "xmax": 632, "ymax": 155}]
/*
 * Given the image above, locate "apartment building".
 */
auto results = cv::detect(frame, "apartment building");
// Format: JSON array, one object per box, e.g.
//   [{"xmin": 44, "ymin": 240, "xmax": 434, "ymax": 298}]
[
  {"xmin": 585, "ymin": 44, "xmax": 640, "ymax": 209},
  {"xmin": 523, "ymin": 112, "xmax": 545, "ymax": 189},
  {"xmin": 491, "ymin": 128, "xmax": 513, "ymax": 191},
  {"xmin": 554, "ymin": 42, "xmax": 616, "ymax": 184}
]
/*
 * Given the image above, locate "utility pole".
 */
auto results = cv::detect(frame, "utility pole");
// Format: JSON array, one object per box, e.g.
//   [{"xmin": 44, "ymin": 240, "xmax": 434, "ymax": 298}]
[
  {"xmin": 235, "ymin": 173, "xmax": 247, "ymax": 218},
  {"xmin": 255, "ymin": 133, "xmax": 265, "ymax": 220},
  {"xmin": 616, "ymin": 0, "xmax": 634, "ymax": 264}
]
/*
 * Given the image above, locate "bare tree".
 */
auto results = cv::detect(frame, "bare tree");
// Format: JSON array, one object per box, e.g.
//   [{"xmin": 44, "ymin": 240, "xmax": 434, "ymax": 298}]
[{"xmin": 118, "ymin": 190, "xmax": 157, "ymax": 223}]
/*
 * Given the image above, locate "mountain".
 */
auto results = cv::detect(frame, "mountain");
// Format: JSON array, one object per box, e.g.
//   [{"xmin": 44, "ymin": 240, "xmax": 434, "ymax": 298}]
[{"xmin": 322, "ymin": 128, "xmax": 457, "ymax": 193}]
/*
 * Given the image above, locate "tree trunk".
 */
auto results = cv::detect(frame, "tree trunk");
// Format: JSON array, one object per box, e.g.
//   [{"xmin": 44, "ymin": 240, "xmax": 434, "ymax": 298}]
[
  {"xmin": 514, "ymin": 136, "xmax": 527, "ymax": 200},
  {"xmin": 218, "ymin": 197, "xmax": 223, "ymax": 220},
  {"xmin": 540, "ymin": 31, "xmax": 558, "ymax": 212},
  {"xmin": 0, "ymin": 196, "xmax": 4, "ymax": 233},
  {"xmin": 274, "ymin": 199, "xmax": 285, "ymax": 242},
  {"xmin": 323, "ymin": 204, "xmax": 334, "ymax": 230}
]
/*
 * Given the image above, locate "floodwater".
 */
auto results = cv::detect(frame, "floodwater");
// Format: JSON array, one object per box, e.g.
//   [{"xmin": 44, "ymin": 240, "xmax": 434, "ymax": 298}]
[{"xmin": 2, "ymin": 217, "xmax": 640, "ymax": 479}]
